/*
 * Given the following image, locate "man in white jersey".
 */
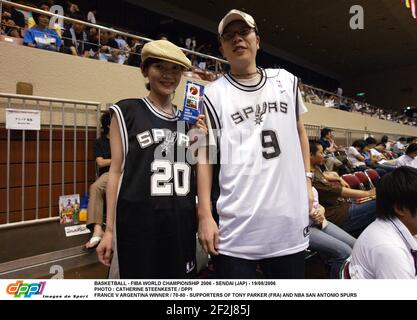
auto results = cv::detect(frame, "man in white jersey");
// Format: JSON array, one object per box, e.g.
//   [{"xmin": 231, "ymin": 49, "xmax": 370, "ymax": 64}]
[{"xmin": 197, "ymin": 9, "xmax": 313, "ymax": 278}]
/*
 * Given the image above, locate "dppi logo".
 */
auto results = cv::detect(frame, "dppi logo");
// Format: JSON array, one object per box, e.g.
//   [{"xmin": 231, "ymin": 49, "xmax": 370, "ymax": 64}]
[{"xmin": 6, "ymin": 280, "xmax": 46, "ymax": 298}]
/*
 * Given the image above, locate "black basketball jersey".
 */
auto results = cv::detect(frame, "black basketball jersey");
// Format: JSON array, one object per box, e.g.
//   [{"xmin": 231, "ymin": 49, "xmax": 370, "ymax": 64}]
[{"xmin": 109, "ymin": 98, "xmax": 196, "ymax": 279}]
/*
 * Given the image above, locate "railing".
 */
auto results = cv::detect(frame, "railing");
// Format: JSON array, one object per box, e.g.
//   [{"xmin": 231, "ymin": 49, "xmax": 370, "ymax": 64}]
[
  {"xmin": 304, "ymin": 124, "xmax": 404, "ymax": 148},
  {"xmin": 301, "ymin": 84, "xmax": 416, "ymax": 127},
  {"xmin": 0, "ymin": 93, "xmax": 101, "ymax": 229},
  {"xmin": 0, "ymin": 0, "xmax": 229, "ymax": 72}
]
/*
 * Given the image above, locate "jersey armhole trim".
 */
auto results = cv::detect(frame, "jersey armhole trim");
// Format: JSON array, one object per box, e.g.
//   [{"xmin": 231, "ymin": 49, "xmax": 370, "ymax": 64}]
[
  {"xmin": 109, "ymin": 104, "xmax": 128, "ymax": 171},
  {"xmin": 294, "ymin": 76, "xmax": 300, "ymax": 122},
  {"xmin": 204, "ymin": 94, "xmax": 221, "ymax": 130}
]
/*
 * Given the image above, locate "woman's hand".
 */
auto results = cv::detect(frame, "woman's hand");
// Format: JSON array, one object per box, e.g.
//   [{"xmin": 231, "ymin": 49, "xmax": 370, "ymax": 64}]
[
  {"xmin": 96, "ymin": 231, "xmax": 113, "ymax": 267},
  {"xmin": 310, "ymin": 205, "xmax": 325, "ymax": 225},
  {"xmin": 192, "ymin": 114, "xmax": 208, "ymax": 135}
]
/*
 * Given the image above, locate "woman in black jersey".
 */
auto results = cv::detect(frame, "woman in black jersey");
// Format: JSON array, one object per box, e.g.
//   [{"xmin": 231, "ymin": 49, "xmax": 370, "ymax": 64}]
[{"xmin": 97, "ymin": 40, "xmax": 207, "ymax": 278}]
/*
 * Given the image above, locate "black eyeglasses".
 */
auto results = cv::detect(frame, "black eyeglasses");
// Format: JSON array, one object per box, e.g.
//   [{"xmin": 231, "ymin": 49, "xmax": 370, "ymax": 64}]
[{"xmin": 221, "ymin": 28, "xmax": 255, "ymax": 41}]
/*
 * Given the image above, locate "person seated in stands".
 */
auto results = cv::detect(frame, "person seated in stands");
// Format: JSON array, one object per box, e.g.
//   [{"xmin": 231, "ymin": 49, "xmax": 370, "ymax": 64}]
[
  {"xmin": 363, "ymin": 137, "xmax": 394, "ymax": 175},
  {"xmin": 346, "ymin": 139, "xmax": 368, "ymax": 171},
  {"xmin": 349, "ymin": 166, "xmax": 417, "ymax": 279},
  {"xmin": 62, "ymin": 12, "xmax": 91, "ymax": 57},
  {"xmin": 27, "ymin": 2, "xmax": 62, "ymax": 37},
  {"xmin": 85, "ymin": 111, "xmax": 111, "ymax": 249},
  {"xmin": 371, "ymin": 142, "xmax": 395, "ymax": 164},
  {"xmin": 98, "ymin": 30, "xmax": 120, "ymax": 63},
  {"xmin": 310, "ymin": 141, "xmax": 376, "ymax": 234},
  {"xmin": 309, "ymin": 186, "xmax": 356, "ymax": 278},
  {"xmin": 392, "ymin": 137, "xmax": 407, "ymax": 156},
  {"xmin": 318, "ymin": 128, "xmax": 348, "ymax": 174},
  {"xmin": 1, "ymin": 1, "xmax": 25, "ymax": 38},
  {"xmin": 324, "ymin": 95, "xmax": 335, "ymax": 108},
  {"xmin": 87, "ymin": 27, "xmax": 99, "ymax": 58},
  {"xmin": 306, "ymin": 88, "xmax": 323, "ymax": 105},
  {"xmin": 23, "ymin": 6, "xmax": 61, "ymax": 51},
  {"xmin": 125, "ymin": 38, "xmax": 143, "ymax": 67},
  {"xmin": 395, "ymin": 143, "xmax": 417, "ymax": 169}
]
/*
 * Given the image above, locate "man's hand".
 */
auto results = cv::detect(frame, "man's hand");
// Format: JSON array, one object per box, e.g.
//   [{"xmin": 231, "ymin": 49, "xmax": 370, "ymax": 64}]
[{"xmin": 198, "ymin": 215, "xmax": 219, "ymax": 256}]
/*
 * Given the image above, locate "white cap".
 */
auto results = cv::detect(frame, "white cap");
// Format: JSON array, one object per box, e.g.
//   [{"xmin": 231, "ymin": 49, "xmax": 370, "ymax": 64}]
[{"xmin": 218, "ymin": 9, "xmax": 257, "ymax": 35}]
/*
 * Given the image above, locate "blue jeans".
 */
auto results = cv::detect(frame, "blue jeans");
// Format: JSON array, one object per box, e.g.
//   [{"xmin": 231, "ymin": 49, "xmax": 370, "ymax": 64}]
[
  {"xmin": 212, "ymin": 251, "xmax": 306, "ymax": 279},
  {"xmin": 309, "ymin": 222, "xmax": 356, "ymax": 278},
  {"xmin": 340, "ymin": 200, "xmax": 376, "ymax": 233}
]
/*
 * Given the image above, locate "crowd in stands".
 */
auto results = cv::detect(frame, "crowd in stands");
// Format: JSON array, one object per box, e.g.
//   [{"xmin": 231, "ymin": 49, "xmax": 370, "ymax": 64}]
[
  {"xmin": 1, "ymin": 0, "xmax": 416, "ymax": 126},
  {"xmin": 300, "ymin": 84, "xmax": 417, "ymax": 127}
]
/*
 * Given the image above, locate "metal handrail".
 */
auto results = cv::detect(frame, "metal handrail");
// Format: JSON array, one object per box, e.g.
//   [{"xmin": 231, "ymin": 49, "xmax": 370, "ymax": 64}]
[
  {"xmin": 0, "ymin": 92, "xmax": 100, "ymax": 106},
  {"xmin": 0, "ymin": 0, "xmax": 229, "ymax": 65}
]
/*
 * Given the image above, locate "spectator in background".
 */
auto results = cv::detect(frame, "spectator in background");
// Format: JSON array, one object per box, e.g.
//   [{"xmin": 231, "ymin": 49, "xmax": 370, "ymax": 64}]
[
  {"xmin": 98, "ymin": 30, "xmax": 120, "ymax": 63},
  {"xmin": 86, "ymin": 27, "xmax": 99, "ymax": 58},
  {"xmin": 62, "ymin": 12, "xmax": 91, "ymax": 57},
  {"xmin": 380, "ymin": 135, "xmax": 394, "ymax": 151},
  {"xmin": 392, "ymin": 137, "xmax": 407, "ymax": 156},
  {"xmin": 87, "ymin": 6, "xmax": 97, "ymax": 24},
  {"xmin": 310, "ymin": 141, "xmax": 376, "ymax": 235},
  {"xmin": 395, "ymin": 143, "xmax": 417, "ymax": 169},
  {"xmin": 23, "ymin": 7, "xmax": 61, "ymax": 51},
  {"xmin": 349, "ymin": 166, "xmax": 417, "ymax": 279},
  {"xmin": 363, "ymin": 137, "xmax": 393, "ymax": 175},
  {"xmin": 336, "ymin": 86, "xmax": 343, "ymax": 97},
  {"xmin": 125, "ymin": 38, "xmax": 143, "ymax": 67},
  {"xmin": 85, "ymin": 111, "xmax": 111, "ymax": 249},
  {"xmin": 27, "ymin": 2, "xmax": 62, "ymax": 36},
  {"xmin": 318, "ymin": 128, "xmax": 346, "ymax": 174},
  {"xmin": 1, "ymin": 1, "xmax": 25, "ymax": 37}
]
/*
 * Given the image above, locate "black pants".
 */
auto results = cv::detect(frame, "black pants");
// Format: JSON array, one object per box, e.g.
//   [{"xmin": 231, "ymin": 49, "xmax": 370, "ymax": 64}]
[{"xmin": 212, "ymin": 251, "xmax": 306, "ymax": 279}]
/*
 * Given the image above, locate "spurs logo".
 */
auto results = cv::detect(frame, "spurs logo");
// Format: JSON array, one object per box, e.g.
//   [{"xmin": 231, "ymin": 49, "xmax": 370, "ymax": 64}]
[
  {"xmin": 160, "ymin": 131, "xmax": 178, "ymax": 155},
  {"xmin": 254, "ymin": 102, "xmax": 267, "ymax": 125}
]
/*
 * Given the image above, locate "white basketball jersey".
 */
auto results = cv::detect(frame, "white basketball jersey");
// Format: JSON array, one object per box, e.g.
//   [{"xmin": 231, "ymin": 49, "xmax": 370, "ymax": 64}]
[{"xmin": 204, "ymin": 68, "xmax": 309, "ymax": 259}]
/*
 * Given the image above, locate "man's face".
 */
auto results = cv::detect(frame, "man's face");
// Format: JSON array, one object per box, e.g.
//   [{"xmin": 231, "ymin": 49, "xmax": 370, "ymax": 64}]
[
  {"xmin": 73, "ymin": 22, "xmax": 84, "ymax": 33},
  {"xmin": 219, "ymin": 20, "xmax": 259, "ymax": 67}
]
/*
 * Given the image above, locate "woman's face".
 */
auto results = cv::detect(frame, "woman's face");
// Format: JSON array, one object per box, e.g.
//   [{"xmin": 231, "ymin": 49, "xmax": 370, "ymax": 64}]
[
  {"xmin": 311, "ymin": 144, "xmax": 325, "ymax": 165},
  {"xmin": 143, "ymin": 61, "xmax": 183, "ymax": 96},
  {"xmin": 219, "ymin": 20, "xmax": 260, "ymax": 69}
]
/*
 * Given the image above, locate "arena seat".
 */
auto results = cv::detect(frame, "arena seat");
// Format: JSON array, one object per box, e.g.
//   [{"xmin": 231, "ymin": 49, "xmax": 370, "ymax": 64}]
[
  {"xmin": 341, "ymin": 174, "xmax": 361, "ymax": 189},
  {"xmin": 365, "ymin": 169, "xmax": 380, "ymax": 186},
  {"xmin": 354, "ymin": 171, "xmax": 373, "ymax": 190},
  {"xmin": 339, "ymin": 259, "xmax": 351, "ymax": 279}
]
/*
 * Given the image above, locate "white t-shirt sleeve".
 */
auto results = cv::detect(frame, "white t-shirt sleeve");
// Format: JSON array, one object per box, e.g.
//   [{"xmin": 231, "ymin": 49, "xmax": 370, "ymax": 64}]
[{"xmin": 372, "ymin": 245, "xmax": 416, "ymax": 279}]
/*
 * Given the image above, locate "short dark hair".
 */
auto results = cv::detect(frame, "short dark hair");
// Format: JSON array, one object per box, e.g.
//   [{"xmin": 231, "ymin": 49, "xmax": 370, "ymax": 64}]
[
  {"xmin": 365, "ymin": 137, "xmax": 377, "ymax": 145},
  {"xmin": 407, "ymin": 137, "xmax": 417, "ymax": 143},
  {"xmin": 376, "ymin": 166, "xmax": 417, "ymax": 220},
  {"xmin": 405, "ymin": 143, "xmax": 417, "ymax": 155},
  {"xmin": 399, "ymin": 137, "xmax": 407, "ymax": 142},
  {"xmin": 352, "ymin": 139, "xmax": 366, "ymax": 150},
  {"xmin": 100, "ymin": 111, "xmax": 111, "ymax": 136},
  {"xmin": 380, "ymin": 135, "xmax": 388, "ymax": 144},
  {"xmin": 320, "ymin": 128, "xmax": 332, "ymax": 138},
  {"xmin": 309, "ymin": 140, "xmax": 322, "ymax": 155}
]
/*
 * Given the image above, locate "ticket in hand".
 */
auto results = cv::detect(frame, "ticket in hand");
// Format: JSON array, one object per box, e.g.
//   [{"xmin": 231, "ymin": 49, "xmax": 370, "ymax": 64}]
[{"xmin": 179, "ymin": 81, "xmax": 204, "ymax": 125}]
